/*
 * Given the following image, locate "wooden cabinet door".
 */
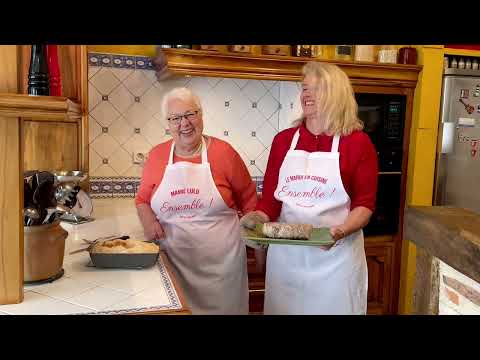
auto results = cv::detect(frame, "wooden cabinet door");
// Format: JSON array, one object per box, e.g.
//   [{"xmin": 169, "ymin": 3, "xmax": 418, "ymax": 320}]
[
  {"xmin": 366, "ymin": 245, "xmax": 393, "ymax": 314},
  {"xmin": 23, "ymin": 121, "xmax": 79, "ymax": 171},
  {"xmin": 246, "ymin": 247, "xmax": 266, "ymax": 314}
]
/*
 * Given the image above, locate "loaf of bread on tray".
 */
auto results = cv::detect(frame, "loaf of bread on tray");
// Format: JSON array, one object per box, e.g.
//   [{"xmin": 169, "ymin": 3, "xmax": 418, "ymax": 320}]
[
  {"xmin": 262, "ymin": 223, "xmax": 313, "ymax": 240},
  {"xmin": 91, "ymin": 239, "xmax": 159, "ymax": 254}
]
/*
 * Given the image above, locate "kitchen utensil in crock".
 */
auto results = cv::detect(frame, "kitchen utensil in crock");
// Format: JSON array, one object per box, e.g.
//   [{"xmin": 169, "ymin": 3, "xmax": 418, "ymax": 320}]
[
  {"xmin": 24, "ymin": 206, "xmax": 41, "ymax": 226},
  {"xmin": 23, "ymin": 220, "xmax": 68, "ymax": 282}
]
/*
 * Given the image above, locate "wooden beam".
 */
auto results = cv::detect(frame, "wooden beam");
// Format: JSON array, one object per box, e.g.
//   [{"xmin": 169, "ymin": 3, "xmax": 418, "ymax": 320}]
[
  {"xmin": 0, "ymin": 115, "xmax": 23, "ymax": 304},
  {"xmin": 404, "ymin": 206, "xmax": 480, "ymax": 285}
]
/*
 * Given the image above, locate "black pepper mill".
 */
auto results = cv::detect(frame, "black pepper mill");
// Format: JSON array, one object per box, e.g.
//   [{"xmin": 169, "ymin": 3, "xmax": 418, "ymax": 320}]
[{"xmin": 28, "ymin": 45, "xmax": 50, "ymax": 96}]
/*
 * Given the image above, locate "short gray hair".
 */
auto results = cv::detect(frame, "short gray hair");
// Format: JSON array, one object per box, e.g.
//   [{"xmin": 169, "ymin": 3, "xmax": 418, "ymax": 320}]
[{"xmin": 161, "ymin": 87, "xmax": 202, "ymax": 120}]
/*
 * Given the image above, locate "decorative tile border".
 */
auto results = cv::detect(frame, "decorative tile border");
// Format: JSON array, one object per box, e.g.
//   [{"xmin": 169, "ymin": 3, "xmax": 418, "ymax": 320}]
[
  {"xmin": 73, "ymin": 259, "xmax": 181, "ymax": 315},
  {"xmin": 89, "ymin": 52, "xmax": 154, "ymax": 70},
  {"xmin": 89, "ymin": 176, "xmax": 264, "ymax": 198},
  {"xmin": 90, "ymin": 177, "xmax": 140, "ymax": 198}
]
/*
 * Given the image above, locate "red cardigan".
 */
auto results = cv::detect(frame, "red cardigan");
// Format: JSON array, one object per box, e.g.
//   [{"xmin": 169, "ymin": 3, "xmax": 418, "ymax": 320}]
[{"xmin": 256, "ymin": 123, "xmax": 379, "ymax": 221}]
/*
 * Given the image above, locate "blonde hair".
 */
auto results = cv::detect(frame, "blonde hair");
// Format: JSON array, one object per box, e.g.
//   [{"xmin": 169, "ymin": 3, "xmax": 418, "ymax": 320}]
[
  {"xmin": 293, "ymin": 62, "xmax": 363, "ymax": 135},
  {"xmin": 161, "ymin": 87, "xmax": 202, "ymax": 122}
]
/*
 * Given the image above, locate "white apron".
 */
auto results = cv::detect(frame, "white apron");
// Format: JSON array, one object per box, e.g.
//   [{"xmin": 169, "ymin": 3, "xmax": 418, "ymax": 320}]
[
  {"xmin": 264, "ymin": 130, "xmax": 368, "ymax": 315},
  {"xmin": 150, "ymin": 137, "xmax": 249, "ymax": 315}
]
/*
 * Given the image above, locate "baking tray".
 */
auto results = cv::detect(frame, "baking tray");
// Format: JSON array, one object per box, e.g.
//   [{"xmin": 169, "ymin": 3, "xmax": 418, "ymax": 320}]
[
  {"xmin": 89, "ymin": 252, "xmax": 160, "ymax": 269},
  {"xmin": 242, "ymin": 224, "xmax": 335, "ymax": 246}
]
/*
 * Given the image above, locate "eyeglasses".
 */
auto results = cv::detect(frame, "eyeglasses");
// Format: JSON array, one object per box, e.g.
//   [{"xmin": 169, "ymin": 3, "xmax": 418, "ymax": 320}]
[{"xmin": 167, "ymin": 110, "xmax": 200, "ymax": 126}]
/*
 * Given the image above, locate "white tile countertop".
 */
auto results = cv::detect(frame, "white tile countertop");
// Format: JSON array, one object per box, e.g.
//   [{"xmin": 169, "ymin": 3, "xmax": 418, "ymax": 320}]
[{"xmin": 0, "ymin": 198, "xmax": 190, "ymax": 315}]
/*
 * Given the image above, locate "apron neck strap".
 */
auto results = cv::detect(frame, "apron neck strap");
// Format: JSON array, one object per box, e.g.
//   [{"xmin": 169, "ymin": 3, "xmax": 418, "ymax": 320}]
[
  {"xmin": 168, "ymin": 136, "xmax": 208, "ymax": 164},
  {"xmin": 290, "ymin": 129, "xmax": 300, "ymax": 150},
  {"xmin": 290, "ymin": 129, "xmax": 340, "ymax": 153},
  {"xmin": 331, "ymin": 134, "xmax": 340, "ymax": 153}
]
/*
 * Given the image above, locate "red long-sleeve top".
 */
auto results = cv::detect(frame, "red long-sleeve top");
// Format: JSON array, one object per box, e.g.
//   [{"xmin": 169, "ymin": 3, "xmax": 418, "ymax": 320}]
[{"xmin": 256, "ymin": 122, "xmax": 379, "ymax": 221}]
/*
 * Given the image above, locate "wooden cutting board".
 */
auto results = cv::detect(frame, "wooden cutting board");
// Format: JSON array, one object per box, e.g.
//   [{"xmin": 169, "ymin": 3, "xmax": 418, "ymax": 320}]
[{"xmin": 242, "ymin": 224, "xmax": 334, "ymax": 246}]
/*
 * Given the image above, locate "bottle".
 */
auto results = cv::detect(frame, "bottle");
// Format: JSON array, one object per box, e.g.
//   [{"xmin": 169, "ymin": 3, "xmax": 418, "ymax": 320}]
[
  {"xmin": 46, "ymin": 45, "xmax": 62, "ymax": 96},
  {"xmin": 458, "ymin": 58, "xmax": 465, "ymax": 69},
  {"xmin": 28, "ymin": 44, "xmax": 50, "ymax": 96},
  {"xmin": 294, "ymin": 45, "xmax": 313, "ymax": 57},
  {"xmin": 335, "ymin": 45, "xmax": 354, "ymax": 61},
  {"xmin": 444, "ymin": 56, "xmax": 449, "ymax": 70},
  {"xmin": 378, "ymin": 45, "xmax": 398, "ymax": 64},
  {"xmin": 354, "ymin": 45, "xmax": 374, "ymax": 62},
  {"xmin": 466, "ymin": 58, "xmax": 472, "ymax": 69},
  {"xmin": 451, "ymin": 57, "xmax": 458, "ymax": 68},
  {"xmin": 312, "ymin": 45, "xmax": 324, "ymax": 58},
  {"xmin": 473, "ymin": 59, "xmax": 479, "ymax": 70}
]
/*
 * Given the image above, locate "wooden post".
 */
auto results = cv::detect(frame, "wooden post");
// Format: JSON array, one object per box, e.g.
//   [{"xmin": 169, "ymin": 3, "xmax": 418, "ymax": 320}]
[{"xmin": 0, "ymin": 45, "xmax": 23, "ymax": 305}]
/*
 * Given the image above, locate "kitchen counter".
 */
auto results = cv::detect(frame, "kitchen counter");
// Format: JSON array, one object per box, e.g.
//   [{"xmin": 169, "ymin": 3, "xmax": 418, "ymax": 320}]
[{"xmin": 0, "ymin": 198, "xmax": 190, "ymax": 315}]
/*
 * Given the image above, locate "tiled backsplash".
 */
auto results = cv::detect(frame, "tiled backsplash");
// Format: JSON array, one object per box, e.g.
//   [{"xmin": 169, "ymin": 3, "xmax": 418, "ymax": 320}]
[{"xmin": 88, "ymin": 52, "xmax": 303, "ymax": 197}]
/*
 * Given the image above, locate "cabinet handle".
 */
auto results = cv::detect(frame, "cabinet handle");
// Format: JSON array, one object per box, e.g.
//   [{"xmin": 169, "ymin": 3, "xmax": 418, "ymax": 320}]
[{"xmin": 249, "ymin": 289, "xmax": 265, "ymax": 293}]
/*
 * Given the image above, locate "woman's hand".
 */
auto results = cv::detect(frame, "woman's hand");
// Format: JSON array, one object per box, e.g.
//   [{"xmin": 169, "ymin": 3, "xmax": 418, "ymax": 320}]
[
  {"xmin": 318, "ymin": 226, "xmax": 346, "ymax": 251},
  {"xmin": 143, "ymin": 219, "xmax": 165, "ymax": 241},
  {"xmin": 240, "ymin": 210, "xmax": 270, "ymax": 230},
  {"xmin": 137, "ymin": 203, "xmax": 165, "ymax": 241}
]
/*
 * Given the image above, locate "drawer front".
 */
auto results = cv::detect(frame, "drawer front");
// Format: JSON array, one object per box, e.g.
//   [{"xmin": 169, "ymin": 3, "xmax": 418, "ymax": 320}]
[
  {"xmin": 230, "ymin": 45, "xmax": 252, "ymax": 53},
  {"xmin": 263, "ymin": 45, "xmax": 291, "ymax": 56}
]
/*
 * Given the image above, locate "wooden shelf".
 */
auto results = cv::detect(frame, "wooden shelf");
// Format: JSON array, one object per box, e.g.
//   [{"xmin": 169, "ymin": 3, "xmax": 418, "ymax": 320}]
[
  {"xmin": 153, "ymin": 49, "xmax": 423, "ymax": 88},
  {"xmin": 0, "ymin": 93, "xmax": 81, "ymax": 122},
  {"xmin": 444, "ymin": 48, "xmax": 480, "ymax": 57}
]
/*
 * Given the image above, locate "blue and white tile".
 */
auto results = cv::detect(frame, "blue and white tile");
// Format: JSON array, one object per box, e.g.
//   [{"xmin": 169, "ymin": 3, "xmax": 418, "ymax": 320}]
[
  {"xmin": 257, "ymin": 92, "xmax": 280, "ymax": 120},
  {"xmin": 242, "ymin": 80, "xmax": 268, "ymax": 102},
  {"xmin": 239, "ymin": 137, "xmax": 266, "ymax": 161},
  {"xmin": 187, "ymin": 76, "xmax": 211, "ymax": 95},
  {"xmin": 140, "ymin": 69, "xmax": 158, "ymax": 84},
  {"xmin": 90, "ymin": 133, "xmax": 120, "ymax": 159},
  {"xmin": 98, "ymin": 54, "xmax": 113, "ymax": 67},
  {"xmin": 261, "ymin": 80, "xmax": 278, "ymax": 91},
  {"xmin": 123, "ymin": 165, "xmax": 144, "ymax": 177},
  {"xmin": 88, "ymin": 65, "xmax": 101, "ymax": 80},
  {"xmin": 88, "ymin": 53, "xmax": 102, "ymax": 67},
  {"xmin": 109, "ymin": 83, "xmax": 135, "ymax": 114},
  {"xmin": 140, "ymin": 85, "xmax": 166, "ymax": 116},
  {"xmin": 268, "ymin": 82, "xmax": 281, "ymax": 101},
  {"xmin": 89, "ymin": 116, "xmax": 102, "ymax": 143},
  {"xmin": 122, "ymin": 134, "xmax": 154, "ymax": 156},
  {"xmin": 233, "ymin": 78, "xmax": 249, "ymax": 90},
  {"xmin": 90, "ymin": 100, "xmax": 121, "ymax": 127},
  {"xmin": 142, "ymin": 118, "xmax": 167, "ymax": 147},
  {"xmin": 124, "ymin": 102, "xmax": 153, "ymax": 129},
  {"xmin": 88, "ymin": 84, "xmax": 103, "ymax": 112},
  {"xmin": 248, "ymin": 164, "xmax": 264, "ymax": 177},
  {"xmin": 90, "ymin": 67, "xmax": 120, "ymax": 95},
  {"xmin": 255, "ymin": 147, "xmax": 271, "ymax": 174},
  {"xmin": 89, "ymin": 149, "xmax": 103, "ymax": 175},
  {"xmin": 256, "ymin": 120, "xmax": 277, "ymax": 148},
  {"xmin": 108, "ymin": 116, "xmax": 133, "ymax": 145},
  {"xmin": 123, "ymin": 71, "xmax": 153, "ymax": 97},
  {"xmin": 109, "ymin": 147, "xmax": 134, "ymax": 176},
  {"xmin": 207, "ymin": 77, "xmax": 222, "ymax": 88},
  {"xmin": 241, "ymin": 108, "xmax": 269, "ymax": 132}
]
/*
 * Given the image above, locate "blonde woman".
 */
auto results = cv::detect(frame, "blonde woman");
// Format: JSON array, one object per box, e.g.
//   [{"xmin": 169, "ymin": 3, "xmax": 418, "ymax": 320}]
[{"xmin": 240, "ymin": 62, "xmax": 378, "ymax": 315}]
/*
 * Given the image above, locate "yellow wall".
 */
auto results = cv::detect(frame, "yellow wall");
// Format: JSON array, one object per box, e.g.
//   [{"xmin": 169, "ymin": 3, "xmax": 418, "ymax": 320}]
[
  {"xmin": 398, "ymin": 45, "xmax": 444, "ymax": 314},
  {"xmin": 87, "ymin": 45, "xmax": 156, "ymax": 57}
]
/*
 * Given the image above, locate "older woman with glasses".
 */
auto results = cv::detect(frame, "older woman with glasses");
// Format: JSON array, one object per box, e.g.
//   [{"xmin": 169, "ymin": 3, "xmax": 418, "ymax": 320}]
[{"xmin": 135, "ymin": 87, "xmax": 257, "ymax": 315}]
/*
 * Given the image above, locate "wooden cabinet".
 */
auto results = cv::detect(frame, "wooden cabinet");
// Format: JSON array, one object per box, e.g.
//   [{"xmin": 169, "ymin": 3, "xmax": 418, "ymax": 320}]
[
  {"xmin": 366, "ymin": 244, "xmax": 394, "ymax": 314},
  {"xmin": 17, "ymin": 45, "xmax": 88, "ymax": 172},
  {"xmin": 246, "ymin": 247, "xmax": 266, "ymax": 314},
  {"xmin": 23, "ymin": 121, "xmax": 79, "ymax": 171}
]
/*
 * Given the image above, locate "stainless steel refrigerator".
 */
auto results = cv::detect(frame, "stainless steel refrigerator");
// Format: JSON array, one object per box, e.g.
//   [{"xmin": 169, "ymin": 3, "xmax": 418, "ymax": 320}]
[{"xmin": 434, "ymin": 68, "xmax": 480, "ymax": 213}]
